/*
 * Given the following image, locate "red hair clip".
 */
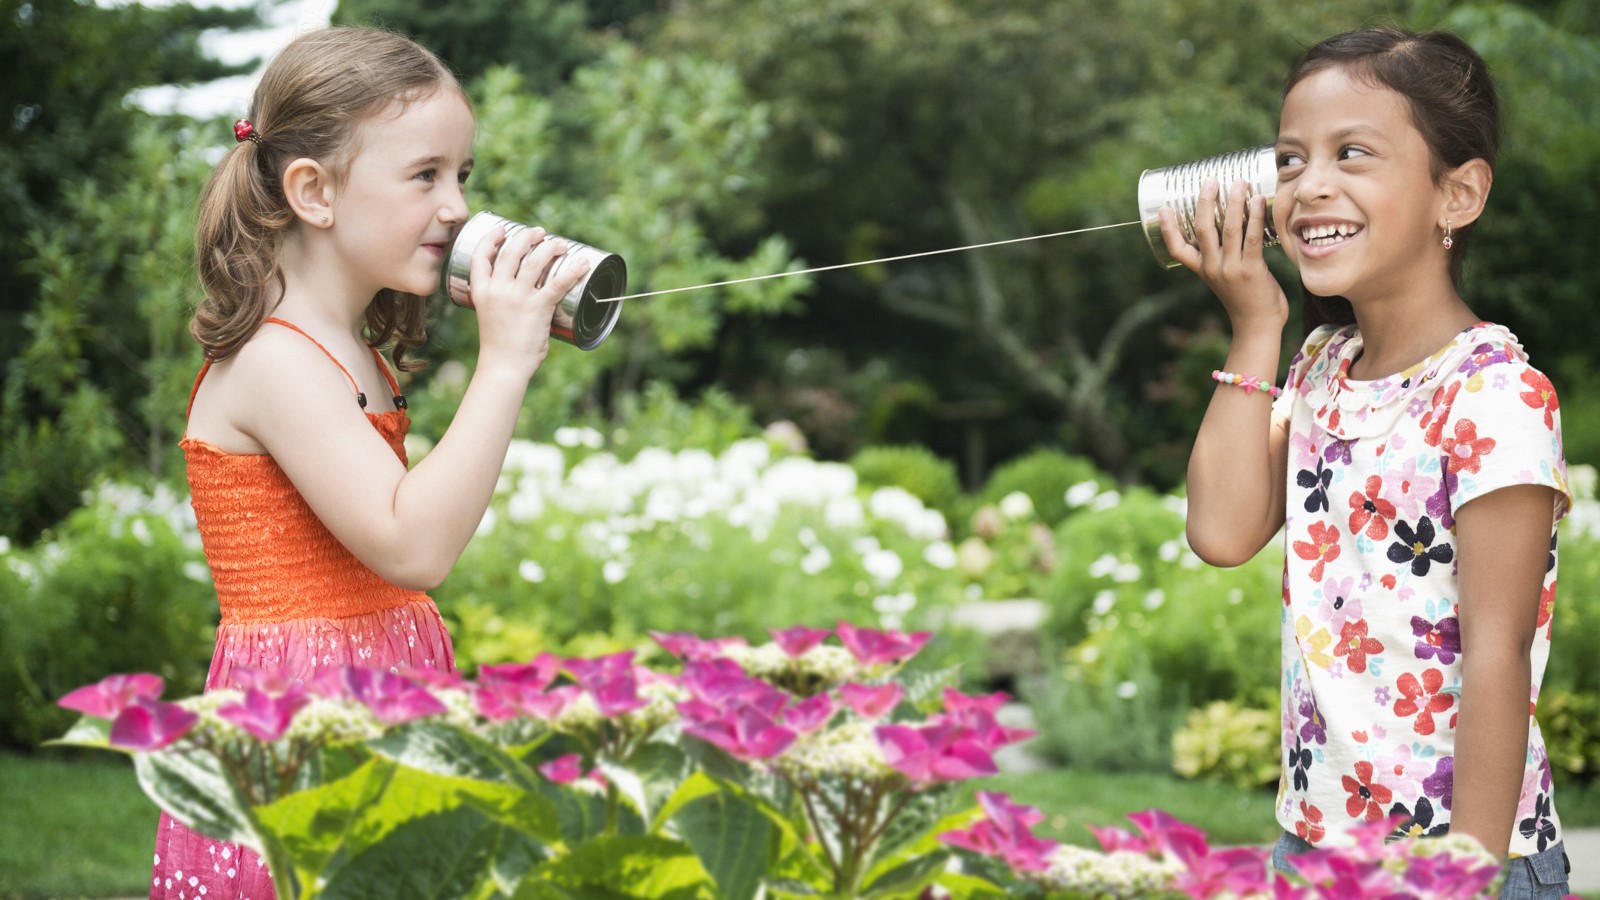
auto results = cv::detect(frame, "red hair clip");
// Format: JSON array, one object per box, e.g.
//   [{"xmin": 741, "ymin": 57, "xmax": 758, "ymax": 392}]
[{"xmin": 233, "ymin": 118, "xmax": 262, "ymax": 145}]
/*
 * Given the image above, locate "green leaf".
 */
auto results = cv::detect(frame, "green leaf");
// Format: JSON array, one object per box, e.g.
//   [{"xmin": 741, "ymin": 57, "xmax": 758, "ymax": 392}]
[
  {"xmin": 763, "ymin": 878, "xmax": 823, "ymax": 897},
  {"xmin": 534, "ymin": 834, "xmax": 711, "ymax": 897},
  {"xmin": 596, "ymin": 757, "xmax": 652, "ymax": 823},
  {"xmin": 898, "ymin": 665, "xmax": 964, "ymax": 716},
  {"xmin": 651, "ymin": 770, "xmax": 721, "ymax": 832},
  {"xmin": 132, "ymin": 748, "xmax": 260, "ymax": 849},
  {"xmin": 319, "ymin": 805, "xmax": 500, "ymax": 900},
  {"xmin": 861, "ymin": 850, "xmax": 949, "ymax": 899},
  {"xmin": 254, "ymin": 757, "xmax": 398, "ymax": 875},
  {"xmin": 44, "ymin": 715, "xmax": 112, "ymax": 748},
  {"xmin": 368, "ymin": 719, "xmax": 541, "ymax": 790},
  {"xmin": 674, "ymin": 790, "xmax": 774, "ymax": 900},
  {"xmin": 865, "ymin": 785, "xmax": 956, "ymax": 872}
]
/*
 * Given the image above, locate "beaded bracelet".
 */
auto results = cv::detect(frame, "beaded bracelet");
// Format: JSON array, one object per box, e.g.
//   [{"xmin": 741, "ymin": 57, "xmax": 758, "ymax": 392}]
[{"xmin": 1211, "ymin": 369, "xmax": 1282, "ymax": 398}]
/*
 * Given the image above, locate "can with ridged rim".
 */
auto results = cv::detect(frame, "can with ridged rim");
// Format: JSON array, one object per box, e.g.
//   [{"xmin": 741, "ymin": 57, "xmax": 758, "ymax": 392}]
[
  {"xmin": 442, "ymin": 211, "xmax": 626, "ymax": 351},
  {"xmin": 1138, "ymin": 145, "xmax": 1279, "ymax": 269}
]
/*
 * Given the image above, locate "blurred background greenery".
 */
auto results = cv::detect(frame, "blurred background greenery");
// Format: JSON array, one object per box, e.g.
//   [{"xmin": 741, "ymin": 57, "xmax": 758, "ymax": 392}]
[{"xmin": 1, "ymin": 0, "xmax": 1596, "ymax": 895}]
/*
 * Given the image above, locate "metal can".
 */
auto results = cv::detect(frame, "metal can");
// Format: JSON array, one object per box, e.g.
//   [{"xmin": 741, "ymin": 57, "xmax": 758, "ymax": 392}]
[
  {"xmin": 1138, "ymin": 145, "xmax": 1279, "ymax": 269},
  {"xmin": 442, "ymin": 211, "xmax": 627, "ymax": 351}
]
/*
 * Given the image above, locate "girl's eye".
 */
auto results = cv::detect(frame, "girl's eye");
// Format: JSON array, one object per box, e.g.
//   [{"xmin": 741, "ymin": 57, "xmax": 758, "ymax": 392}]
[
  {"xmin": 458, "ymin": 170, "xmax": 471, "ymax": 187},
  {"xmin": 1277, "ymin": 152, "xmax": 1305, "ymax": 169},
  {"xmin": 1339, "ymin": 146, "xmax": 1369, "ymax": 161},
  {"xmin": 415, "ymin": 169, "xmax": 438, "ymax": 183}
]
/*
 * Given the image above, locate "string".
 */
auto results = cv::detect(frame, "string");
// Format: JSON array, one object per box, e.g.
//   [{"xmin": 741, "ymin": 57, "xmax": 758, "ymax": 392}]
[{"xmin": 592, "ymin": 220, "xmax": 1141, "ymax": 304}]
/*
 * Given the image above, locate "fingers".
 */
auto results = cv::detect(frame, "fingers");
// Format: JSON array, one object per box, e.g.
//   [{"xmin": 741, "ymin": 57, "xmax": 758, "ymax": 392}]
[{"xmin": 1157, "ymin": 207, "xmax": 1203, "ymax": 271}]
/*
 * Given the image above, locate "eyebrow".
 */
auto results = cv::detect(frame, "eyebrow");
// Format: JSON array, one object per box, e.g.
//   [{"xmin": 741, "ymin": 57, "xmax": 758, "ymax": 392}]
[
  {"xmin": 1277, "ymin": 124, "xmax": 1386, "ymax": 146},
  {"xmin": 405, "ymin": 154, "xmax": 474, "ymax": 169}
]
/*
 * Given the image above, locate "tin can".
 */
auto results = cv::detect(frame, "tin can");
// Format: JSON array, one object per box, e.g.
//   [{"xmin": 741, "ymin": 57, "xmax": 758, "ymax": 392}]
[
  {"xmin": 442, "ymin": 211, "xmax": 627, "ymax": 351},
  {"xmin": 1138, "ymin": 145, "xmax": 1279, "ymax": 269}
]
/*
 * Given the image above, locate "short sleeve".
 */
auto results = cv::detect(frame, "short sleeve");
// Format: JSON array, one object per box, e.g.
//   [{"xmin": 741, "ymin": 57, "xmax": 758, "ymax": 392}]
[{"xmin": 1438, "ymin": 354, "xmax": 1571, "ymax": 522}]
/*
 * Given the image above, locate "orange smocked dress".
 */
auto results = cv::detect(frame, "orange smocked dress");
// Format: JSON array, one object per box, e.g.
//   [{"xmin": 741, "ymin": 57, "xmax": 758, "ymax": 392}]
[{"xmin": 150, "ymin": 319, "xmax": 456, "ymax": 900}]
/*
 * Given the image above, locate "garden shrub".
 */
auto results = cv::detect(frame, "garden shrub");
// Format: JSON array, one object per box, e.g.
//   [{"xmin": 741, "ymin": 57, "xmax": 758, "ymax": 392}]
[
  {"xmin": 1171, "ymin": 700, "xmax": 1280, "ymax": 789},
  {"xmin": 849, "ymin": 444, "xmax": 963, "ymax": 523},
  {"xmin": 980, "ymin": 447, "xmax": 1114, "ymax": 529},
  {"xmin": 1537, "ymin": 689, "xmax": 1599, "ymax": 784},
  {"xmin": 434, "ymin": 436, "xmax": 987, "ymax": 678},
  {"xmin": 1024, "ymin": 486, "xmax": 1282, "ymax": 770},
  {"xmin": 0, "ymin": 482, "xmax": 213, "ymax": 749},
  {"xmin": 1546, "ymin": 464, "xmax": 1598, "ymax": 699},
  {"xmin": 1020, "ymin": 651, "xmax": 1182, "ymax": 773}
]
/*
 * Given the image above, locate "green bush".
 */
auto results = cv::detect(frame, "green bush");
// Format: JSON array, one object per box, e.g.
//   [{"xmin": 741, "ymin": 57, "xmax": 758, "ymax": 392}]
[
  {"xmin": 849, "ymin": 444, "xmax": 963, "ymax": 523},
  {"xmin": 0, "ymin": 482, "xmax": 213, "ymax": 749},
  {"xmin": 1545, "ymin": 464, "xmax": 1597, "ymax": 699},
  {"xmin": 1022, "ymin": 486, "xmax": 1282, "ymax": 771},
  {"xmin": 434, "ymin": 436, "xmax": 984, "ymax": 677},
  {"xmin": 1171, "ymin": 700, "xmax": 1280, "ymax": 790},
  {"xmin": 1538, "ymin": 689, "xmax": 1599, "ymax": 784},
  {"xmin": 980, "ymin": 448, "xmax": 1114, "ymax": 529},
  {"xmin": 1020, "ymin": 652, "xmax": 1182, "ymax": 773}
]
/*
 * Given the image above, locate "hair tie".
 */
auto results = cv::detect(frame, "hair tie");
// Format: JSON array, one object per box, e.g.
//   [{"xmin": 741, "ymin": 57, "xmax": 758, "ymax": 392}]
[{"xmin": 233, "ymin": 118, "xmax": 263, "ymax": 146}]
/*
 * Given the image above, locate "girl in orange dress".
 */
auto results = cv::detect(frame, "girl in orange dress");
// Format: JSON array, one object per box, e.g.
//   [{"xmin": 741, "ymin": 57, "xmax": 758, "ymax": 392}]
[{"xmin": 150, "ymin": 26, "xmax": 588, "ymax": 899}]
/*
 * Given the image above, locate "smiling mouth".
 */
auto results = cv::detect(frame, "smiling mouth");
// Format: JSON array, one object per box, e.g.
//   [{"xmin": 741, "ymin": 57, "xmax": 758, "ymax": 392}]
[{"xmin": 1300, "ymin": 224, "xmax": 1362, "ymax": 247}]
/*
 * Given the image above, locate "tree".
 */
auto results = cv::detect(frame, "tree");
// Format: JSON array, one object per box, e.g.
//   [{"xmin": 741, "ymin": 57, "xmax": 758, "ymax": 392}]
[{"xmin": 0, "ymin": 0, "xmax": 257, "ymax": 540}]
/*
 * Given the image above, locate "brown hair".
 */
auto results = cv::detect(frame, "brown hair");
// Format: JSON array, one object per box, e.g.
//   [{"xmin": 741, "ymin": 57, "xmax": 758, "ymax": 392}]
[
  {"xmin": 192, "ymin": 26, "xmax": 465, "ymax": 370},
  {"xmin": 1284, "ymin": 27, "xmax": 1501, "ymax": 332}
]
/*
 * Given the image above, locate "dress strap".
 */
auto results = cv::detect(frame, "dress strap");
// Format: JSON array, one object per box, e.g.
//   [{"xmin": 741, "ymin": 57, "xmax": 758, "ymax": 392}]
[
  {"xmin": 261, "ymin": 317, "xmax": 371, "ymax": 407},
  {"xmin": 185, "ymin": 361, "xmax": 213, "ymax": 420},
  {"xmin": 369, "ymin": 347, "xmax": 409, "ymax": 410}
]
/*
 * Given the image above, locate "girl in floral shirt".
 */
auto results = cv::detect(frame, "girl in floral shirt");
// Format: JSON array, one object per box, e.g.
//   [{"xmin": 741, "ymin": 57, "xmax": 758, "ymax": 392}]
[{"xmin": 1156, "ymin": 27, "xmax": 1571, "ymax": 899}]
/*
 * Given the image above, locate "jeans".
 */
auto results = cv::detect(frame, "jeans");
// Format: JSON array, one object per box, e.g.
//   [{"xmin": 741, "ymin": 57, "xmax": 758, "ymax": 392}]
[{"xmin": 1271, "ymin": 831, "xmax": 1571, "ymax": 899}]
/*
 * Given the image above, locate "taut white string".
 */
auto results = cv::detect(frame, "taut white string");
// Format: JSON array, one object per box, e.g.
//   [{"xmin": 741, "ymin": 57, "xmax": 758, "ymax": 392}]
[{"xmin": 592, "ymin": 220, "xmax": 1140, "ymax": 304}]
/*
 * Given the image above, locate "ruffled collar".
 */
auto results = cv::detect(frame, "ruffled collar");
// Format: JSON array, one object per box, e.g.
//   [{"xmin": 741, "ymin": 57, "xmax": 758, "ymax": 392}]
[{"xmin": 1297, "ymin": 322, "xmax": 1523, "ymax": 440}]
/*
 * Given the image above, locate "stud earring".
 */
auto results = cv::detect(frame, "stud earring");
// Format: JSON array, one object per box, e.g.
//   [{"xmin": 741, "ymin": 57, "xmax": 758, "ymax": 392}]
[
  {"xmin": 321, "ymin": 216, "xmax": 330, "ymax": 226},
  {"xmin": 1442, "ymin": 220, "xmax": 1453, "ymax": 251}
]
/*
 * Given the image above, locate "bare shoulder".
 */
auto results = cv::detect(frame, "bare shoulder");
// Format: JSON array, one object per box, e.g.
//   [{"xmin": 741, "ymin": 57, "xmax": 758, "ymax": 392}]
[{"xmin": 187, "ymin": 325, "xmax": 363, "ymax": 453}]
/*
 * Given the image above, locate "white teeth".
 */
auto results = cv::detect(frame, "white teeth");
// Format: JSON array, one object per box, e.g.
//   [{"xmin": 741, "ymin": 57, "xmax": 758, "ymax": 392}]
[{"xmin": 1299, "ymin": 223, "xmax": 1360, "ymax": 245}]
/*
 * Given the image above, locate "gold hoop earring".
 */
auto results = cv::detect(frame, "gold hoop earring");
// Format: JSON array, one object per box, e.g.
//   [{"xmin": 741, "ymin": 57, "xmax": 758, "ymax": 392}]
[{"xmin": 1442, "ymin": 220, "xmax": 1453, "ymax": 251}]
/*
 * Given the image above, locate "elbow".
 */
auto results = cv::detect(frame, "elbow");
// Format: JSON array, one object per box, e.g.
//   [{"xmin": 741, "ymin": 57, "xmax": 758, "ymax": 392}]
[
  {"xmin": 369, "ymin": 548, "xmax": 458, "ymax": 592},
  {"xmin": 1185, "ymin": 522, "xmax": 1260, "ymax": 569}
]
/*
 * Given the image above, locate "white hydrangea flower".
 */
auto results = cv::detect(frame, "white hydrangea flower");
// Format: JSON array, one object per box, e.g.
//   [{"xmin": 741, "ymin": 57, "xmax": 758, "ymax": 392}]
[
  {"xmin": 1034, "ymin": 845, "xmax": 1182, "ymax": 898},
  {"xmin": 773, "ymin": 721, "xmax": 895, "ymax": 785},
  {"xmin": 998, "ymin": 491, "xmax": 1034, "ymax": 520}
]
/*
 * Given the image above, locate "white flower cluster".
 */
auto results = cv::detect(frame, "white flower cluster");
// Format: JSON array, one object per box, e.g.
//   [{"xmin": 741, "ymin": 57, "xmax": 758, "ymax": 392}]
[
  {"xmin": 489, "ymin": 437, "xmax": 950, "ymax": 591},
  {"xmin": 1033, "ymin": 845, "xmax": 1182, "ymax": 899},
  {"xmin": 722, "ymin": 643, "xmax": 866, "ymax": 693},
  {"xmin": 88, "ymin": 481, "xmax": 202, "ymax": 554},
  {"xmin": 281, "ymin": 697, "xmax": 384, "ymax": 746},
  {"xmin": 552, "ymin": 679, "xmax": 684, "ymax": 736},
  {"xmin": 773, "ymin": 721, "xmax": 894, "ymax": 785}
]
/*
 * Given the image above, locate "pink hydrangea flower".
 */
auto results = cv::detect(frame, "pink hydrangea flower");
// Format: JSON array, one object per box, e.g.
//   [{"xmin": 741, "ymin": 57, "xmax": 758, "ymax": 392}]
[
  {"xmin": 650, "ymin": 631, "xmax": 748, "ymax": 661},
  {"xmin": 109, "ymin": 697, "xmax": 198, "ymax": 751},
  {"xmin": 874, "ymin": 722, "xmax": 997, "ymax": 787},
  {"xmin": 314, "ymin": 667, "xmax": 446, "ymax": 726},
  {"xmin": 835, "ymin": 621, "xmax": 931, "ymax": 666},
  {"xmin": 769, "ymin": 625, "xmax": 832, "ymax": 658},
  {"xmin": 839, "ymin": 683, "xmax": 903, "ymax": 719},
  {"xmin": 565, "ymin": 652, "xmax": 648, "ymax": 717},
  {"xmin": 781, "ymin": 693, "xmax": 835, "ymax": 734},
  {"xmin": 217, "ymin": 686, "xmax": 311, "ymax": 742},
  {"xmin": 938, "ymin": 791, "xmax": 1059, "ymax": 873},
  {"xmin": 57, "ymin": 673, "xmax": 164, "ymax": 719},
  {"xmin": 682, "ymin": 700, "xmax": 796, "ymax": 760}
]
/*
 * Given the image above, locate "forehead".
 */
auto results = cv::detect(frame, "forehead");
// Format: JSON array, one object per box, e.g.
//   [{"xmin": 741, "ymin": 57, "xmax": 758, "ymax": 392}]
[
  {"xmin": 349, "ymin": 89, "xmax": 475, "ymax": 164},
  {"xmin": 1279, "ymin": 67, "xmax": 1415, "ymax": 141}
]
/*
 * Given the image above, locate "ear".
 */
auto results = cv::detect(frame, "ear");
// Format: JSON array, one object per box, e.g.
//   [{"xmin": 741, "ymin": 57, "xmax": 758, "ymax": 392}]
[
  {"xmin": 282, "ymin": 157, "xmax": 336, "ymax": 228},
  {"xmin": 1440, "ymin": 157, "xmax": 1492, "ymax": 230}
]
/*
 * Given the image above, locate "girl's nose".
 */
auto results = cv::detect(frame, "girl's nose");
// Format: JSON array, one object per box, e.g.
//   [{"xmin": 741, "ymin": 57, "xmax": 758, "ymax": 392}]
[
  {"xmin": 440, "ymin": 185, "xmax": 469, "ymax": 226},
  {"xmin": 1294, "ymin": 159, "xmax": 1337, "ymax": 204}
]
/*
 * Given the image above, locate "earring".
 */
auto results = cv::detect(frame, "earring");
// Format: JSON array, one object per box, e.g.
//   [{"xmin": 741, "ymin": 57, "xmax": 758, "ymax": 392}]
[
  {"xmin": 321, "ymin": 216, "xmax": 330, "ymax": 226},
  {"xmin": 1442, "ymin": 220, "xmax": 1453, "ymax": 250}
]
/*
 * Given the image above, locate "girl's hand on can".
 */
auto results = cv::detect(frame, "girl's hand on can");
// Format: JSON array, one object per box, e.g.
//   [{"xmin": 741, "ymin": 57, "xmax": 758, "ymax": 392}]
[
  {"xmin": 466, "ymin": 223, "xmax": 591, "ymax": 376},
  {"xmin": 1159, "ymin": 178, "xmax": 1287, "ymax": 328}
]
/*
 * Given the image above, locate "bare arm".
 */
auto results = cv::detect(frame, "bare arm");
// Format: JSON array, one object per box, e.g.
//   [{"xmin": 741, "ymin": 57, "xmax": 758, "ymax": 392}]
[
  {"xmin": 1449, "ymin": 484, "xmax": 1556, "ymax": 859},
  {"xmin": 1160, "ymin": 180, "xmax": 1292, "ymax": 564},
  {"xmin": 242, "ymin": 225, "xmax": 589, "ymax": 589}
]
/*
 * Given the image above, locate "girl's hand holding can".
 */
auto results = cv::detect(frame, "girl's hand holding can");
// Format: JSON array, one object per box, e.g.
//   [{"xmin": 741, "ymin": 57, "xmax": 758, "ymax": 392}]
[
  {"xmin": 466, "ymin": 222, "xmax": 592, "ymax": 378},
  {"xmin": 1159, "ymin": 178, "xmax": 1288, "ymax": 331}
]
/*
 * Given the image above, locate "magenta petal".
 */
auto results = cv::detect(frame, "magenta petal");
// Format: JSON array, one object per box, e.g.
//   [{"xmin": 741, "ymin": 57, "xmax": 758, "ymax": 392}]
[
  {"xmin": 769, "ymin": 626, "xmax": 831, "ymax": 658},
  {"xmin": 874, "ymin": 724, "xmax": 932, "ymax": 783},
  {"xmin": 835, "ymin": 621, "xmax": 931, "ymax": 665},
  {"xmin": 782, "ymin": 693, "xmax": 835, "ymax": 733},
  {"xmin": 840, "ymin": 682, "xmax": 903, "ymax": 719},
  {"xmin": 344, "ymin": 668, "xmax": 447, "ymax": 725},
  {"xmin": 480, "ymin": 654, "xmax": 562, "ymax": 692},
  {"xmin": 930, "ymin": 738, "xmax": 998, "ymax": 782},
  {"xmin": 681, "ymin": 658, "xmax": 756, "ymax": 704},
  {"xmin": 58, "ymin": 673, "xmax": 164, "ymax": 719},
  {"xmin": 1088, "ymin": 823, "xmax": 1149, "ymax": 854},
  {"xmin": 538, "ymin": 753, "xmax": 585, "ymax": 784},
  {"xmin": 217, "ymin": 687, "xmax": 309, "ymax": 742},
  {"xmin": 109, "ymin": 698, "xmax": 198, "ymax": 751}
]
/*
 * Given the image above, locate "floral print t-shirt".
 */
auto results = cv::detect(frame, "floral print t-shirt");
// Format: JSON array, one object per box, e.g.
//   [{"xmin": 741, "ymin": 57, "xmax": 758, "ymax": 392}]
[{"xmin": 1272, "ymin": 321, "xmax": 1570, "ymax": 858}]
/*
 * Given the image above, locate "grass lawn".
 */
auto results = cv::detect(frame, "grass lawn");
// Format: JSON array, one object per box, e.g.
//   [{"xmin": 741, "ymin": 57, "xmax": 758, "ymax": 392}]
[{"xmin": 3, "ymin": 748, "xmax": 1597, "ymax": 898}]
